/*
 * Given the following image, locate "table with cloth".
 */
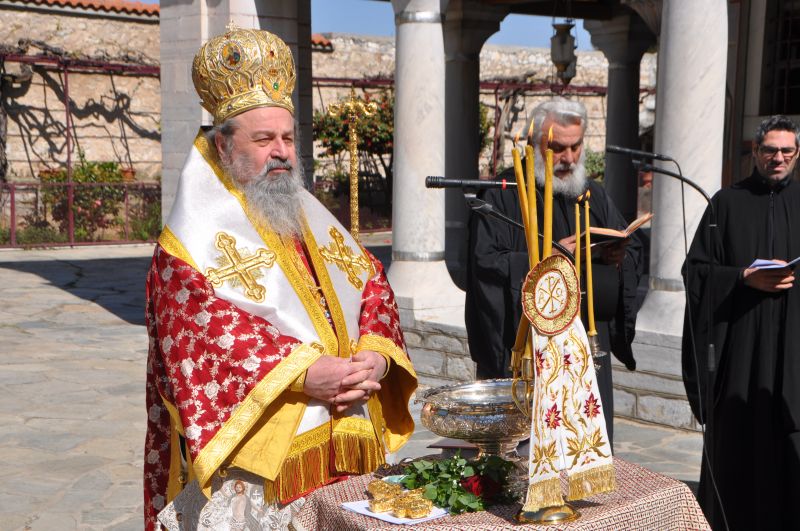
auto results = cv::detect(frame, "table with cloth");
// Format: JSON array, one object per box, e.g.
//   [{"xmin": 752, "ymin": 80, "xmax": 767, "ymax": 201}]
[{"xmin": 293, "ymin": 457, "xmax": 709, "ymax": 530}]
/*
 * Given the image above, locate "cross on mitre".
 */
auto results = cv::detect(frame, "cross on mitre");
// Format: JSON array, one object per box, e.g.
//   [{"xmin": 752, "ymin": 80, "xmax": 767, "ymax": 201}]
[{"xmin": 205, "ymin": 232, "xmax": 276, "ymax": 303}]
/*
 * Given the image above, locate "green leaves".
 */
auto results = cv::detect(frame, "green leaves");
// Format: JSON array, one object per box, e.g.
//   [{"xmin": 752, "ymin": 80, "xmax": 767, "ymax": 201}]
[{"xmin": 399, "ymin": 453, "xmax": 516, "ymax": 515}]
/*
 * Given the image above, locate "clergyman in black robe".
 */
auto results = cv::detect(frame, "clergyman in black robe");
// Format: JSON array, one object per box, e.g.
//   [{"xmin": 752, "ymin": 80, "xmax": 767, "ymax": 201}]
[
  {"xmin": 682, "ymin": 115, "xmax": 800, "ymax": 530},
  {"xmin": 465, "ymin": 99, "xmax": 643, "ymax": 447}
]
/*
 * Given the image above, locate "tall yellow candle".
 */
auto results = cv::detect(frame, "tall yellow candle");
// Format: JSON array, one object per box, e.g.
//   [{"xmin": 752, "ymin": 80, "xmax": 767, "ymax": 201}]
[
  {"xmin": 584, "ymin": 191, "xmax": 597, "ymax": 336},
  {"xmin": 574, "ymin": 196, "xmax": 581, "ymax": 282},
  {"xmin": 511, "ymin": 134, "xmax": 530, "ymax": 235},
  {"xmin": 525, "ymin": 124, "xmax": 539, "ymax": 265},
  {"xmin": 543, "ymin": 127, "xmax": 554, "ymax": 257}
]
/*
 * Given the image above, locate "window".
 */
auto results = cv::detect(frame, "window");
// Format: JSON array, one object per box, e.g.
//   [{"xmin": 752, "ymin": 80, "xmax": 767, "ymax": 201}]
[{"xmin": 761, "ymin": 0, "xmax": 800, "ymax": 115}]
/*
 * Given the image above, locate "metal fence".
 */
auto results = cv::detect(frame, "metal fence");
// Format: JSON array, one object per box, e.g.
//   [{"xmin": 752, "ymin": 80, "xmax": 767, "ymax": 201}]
[{"xmin": 0, "ymin": 181, "xmax": 161, "ymax": 248}]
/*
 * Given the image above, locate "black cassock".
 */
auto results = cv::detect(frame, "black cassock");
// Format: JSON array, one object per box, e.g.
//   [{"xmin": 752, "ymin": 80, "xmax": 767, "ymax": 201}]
[
  {"xmin": 682, "ymin": 172, "xmax": 800, "ymax": 530},
  {"xmin": 465, "ymin": 176, "xmax": 643, "ymax": 446}
]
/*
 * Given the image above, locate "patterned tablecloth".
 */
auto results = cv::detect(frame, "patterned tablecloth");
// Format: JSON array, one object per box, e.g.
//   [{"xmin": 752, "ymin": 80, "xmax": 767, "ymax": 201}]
[{"xmin": 294, "ymin": 457, "xmax": 710, "ymax": 530}]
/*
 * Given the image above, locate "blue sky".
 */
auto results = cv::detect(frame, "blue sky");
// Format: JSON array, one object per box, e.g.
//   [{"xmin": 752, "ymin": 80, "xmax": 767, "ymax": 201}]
[
  {"xmin": 311, "ymin": 0, "xmax": 592, "ymax": 49},
  {"xmin": 140, "ymin": 0, "xmax": 592, "ymax": 50}
]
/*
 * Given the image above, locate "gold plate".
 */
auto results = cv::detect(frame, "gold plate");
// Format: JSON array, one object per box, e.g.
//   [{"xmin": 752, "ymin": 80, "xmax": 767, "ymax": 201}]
[{"xmin": 521, "ymin": 254, "xmax": 580, "ymax": 336}]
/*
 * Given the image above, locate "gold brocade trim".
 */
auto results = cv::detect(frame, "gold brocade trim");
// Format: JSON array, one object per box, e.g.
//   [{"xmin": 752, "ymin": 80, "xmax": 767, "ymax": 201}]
[
  {"xmin": 158, "ymin": 225, "xmax": 200, "ymax": 271},
  {"xmin": 192, "ymin": 342, "xmax": 324, "ymax": 491},
  {"xmin": 166, "ymin": 417, "xmax": 184, "ymax": 503},
  {"xmin": 356, "ymin": 334, "xmax": 417, "ymax": 381},
  {"xmin": 205, "ymin": 232, "xmax": 276, "ymax": 303},
  {"xmin": 566, "ymin": 463, "xmax": 616, "ymax": 501},
  {"xmin": 522, "ymin": 476, "xmax": 564, "ymax": 513},
  {"xmin": 193, "ymin": 132, "xmax": 339, "ymax": 357},
  {"xmin": 160, "ymin": 394, "xmax": 185, "ymax": 436},
  {"xmin": 300, "ymin": 222, "xmax": 351, "ymax": 359}
]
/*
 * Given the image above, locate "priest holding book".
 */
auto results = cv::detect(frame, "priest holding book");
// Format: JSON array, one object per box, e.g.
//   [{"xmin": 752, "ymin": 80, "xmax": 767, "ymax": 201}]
[
  {"xmin": 465, "ymin": 98, "xmax": 644, "ymax": 447},
  {"xmin": 682, "ymin": 115, "xmax": 800, "ymax": 530}
]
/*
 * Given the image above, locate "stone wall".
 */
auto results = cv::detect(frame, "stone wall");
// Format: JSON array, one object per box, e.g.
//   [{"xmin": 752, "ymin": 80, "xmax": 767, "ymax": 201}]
[
  {"xmin": 0, "ymin": 5, "xmax": 160, "ymax": 181},
  {"xmin": 312, "ymin": 33, "xmax": 657, "ymax": 178}
]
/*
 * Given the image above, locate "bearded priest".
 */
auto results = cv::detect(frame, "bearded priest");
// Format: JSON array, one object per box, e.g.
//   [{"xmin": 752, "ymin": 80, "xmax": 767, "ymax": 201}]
[{"xmin": 143, "ymin": 25, "xmax": 417, "ymax": 530}]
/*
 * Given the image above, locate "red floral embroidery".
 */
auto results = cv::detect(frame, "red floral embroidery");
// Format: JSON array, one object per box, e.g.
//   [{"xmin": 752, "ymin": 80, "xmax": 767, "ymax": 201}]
[
  {"xmin": 583, "ymin": 392, "xmax": 601, "ymax": 419},
  {"xmin": 563, "ymin": 353, "xmax": 571, "ymax": 367},
  {"xmin": 544, "ymin": 403, "xmax": 561, "ymax": 430},
  {"xmin": 535, "ymin": 349, "xmax": 545, "ymax": 377}
]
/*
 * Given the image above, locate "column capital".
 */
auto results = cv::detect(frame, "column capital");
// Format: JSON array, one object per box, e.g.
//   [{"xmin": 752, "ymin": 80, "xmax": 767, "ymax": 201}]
[
  {"xmin": 622, "ymin": 0, "xmax": 662, "ymax": 37},
  {"xmin": 585, "ymin": 13, "xmax": 655, "ymax": 66},
  {"xmin": 443, "ymin": 0, "xmax": 508, "ymax": 56}
]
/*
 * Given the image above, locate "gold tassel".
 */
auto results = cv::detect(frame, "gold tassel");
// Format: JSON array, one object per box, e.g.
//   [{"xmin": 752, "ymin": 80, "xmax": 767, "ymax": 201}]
[
  {"xmin": 522, "ymin": 477, "xmax": 564, "ymax": 512},
  {"xmin": 332, "ymin": 431, "xmax": 384, "ymax": 475},
  {"xmin": 566, "ymin": 464, "xmax": 616, "ymax": 501},
  {"xmin": 264, "ymin": 439, "xmax": 328, "ymax": 504}
]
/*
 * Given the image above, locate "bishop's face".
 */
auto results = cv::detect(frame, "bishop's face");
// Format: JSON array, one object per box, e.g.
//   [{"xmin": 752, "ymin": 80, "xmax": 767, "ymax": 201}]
[
  {"xmin": 754, "ymin": 130, "xmax": 799, "ymax": 182},
  {"xmin": 219, "ymin": 106, "xmax": 297, "ymax": 184}
]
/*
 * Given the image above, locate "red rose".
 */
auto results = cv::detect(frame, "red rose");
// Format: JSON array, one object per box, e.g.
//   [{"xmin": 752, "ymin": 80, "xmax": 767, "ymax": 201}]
[{"xmin": 460, "ymin": 474, "xmax": 502, "ymax": 501}]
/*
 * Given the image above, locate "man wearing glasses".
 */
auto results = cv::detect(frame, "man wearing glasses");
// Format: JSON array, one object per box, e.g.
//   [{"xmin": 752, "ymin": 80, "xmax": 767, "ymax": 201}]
[{"xmin": 682, "ymin": 115, "xmax": 800, "ymax": 530}]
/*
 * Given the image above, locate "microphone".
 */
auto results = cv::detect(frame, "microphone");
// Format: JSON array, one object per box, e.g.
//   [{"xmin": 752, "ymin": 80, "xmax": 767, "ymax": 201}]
[
  {"xmin": 425, "ymin": 176, "xmax": 517, "ymax": 189},
  {"xmin": 606, "ymin": 144, "xmax": 673, "ymax": 162}
]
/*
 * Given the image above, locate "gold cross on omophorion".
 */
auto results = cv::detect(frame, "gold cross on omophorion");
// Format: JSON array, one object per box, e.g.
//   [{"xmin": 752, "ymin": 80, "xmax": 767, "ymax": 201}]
[
  {"xmin": 327, "ymin": 88, "xmax": 377, "ymax": 242},
  {"xmin": 319, "ymin": 227, "xmax": 371, "ymax": 290},
  {"xmin": 205, "ymin": 232, "xmax": 276, "ymax": 303}
]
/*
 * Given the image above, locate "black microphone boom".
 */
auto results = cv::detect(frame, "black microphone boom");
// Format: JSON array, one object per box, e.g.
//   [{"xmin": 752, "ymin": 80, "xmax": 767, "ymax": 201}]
[
  {"xmin": 425, "ymin": 176, "xmax": 517, "ymax": 189},
  {"xmin": 606, "ymin": 144, "xmax": 673, "ymax": 162}
]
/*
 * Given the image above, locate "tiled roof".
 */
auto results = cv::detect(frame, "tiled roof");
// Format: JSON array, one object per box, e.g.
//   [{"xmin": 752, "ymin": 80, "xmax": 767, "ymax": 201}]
[
  {"xmin": 3, "ymin": 0, "xmax": 159, "ymax": 16},
  {"xmin": 312, "ymin": 33, "xmax": 333, "ymax": 52}
]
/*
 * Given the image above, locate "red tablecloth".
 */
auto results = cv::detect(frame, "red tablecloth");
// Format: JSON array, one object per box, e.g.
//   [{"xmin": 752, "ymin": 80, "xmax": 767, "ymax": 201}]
[{"xmin": 294, "ymin": 457, "xmax": 710, "ymax": 530}]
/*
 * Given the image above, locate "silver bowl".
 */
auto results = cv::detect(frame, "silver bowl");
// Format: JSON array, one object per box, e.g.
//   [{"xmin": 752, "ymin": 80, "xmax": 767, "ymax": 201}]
[{"xmin": 417, "ymin": 378, "xmax": 531, "ymax": 460}]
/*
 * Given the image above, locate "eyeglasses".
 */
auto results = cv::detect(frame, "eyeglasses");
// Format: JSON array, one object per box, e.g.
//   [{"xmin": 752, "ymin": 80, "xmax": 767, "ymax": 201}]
[{"xmin": 758, "ymin": 145, "xmax": 798, "ymax": 158}]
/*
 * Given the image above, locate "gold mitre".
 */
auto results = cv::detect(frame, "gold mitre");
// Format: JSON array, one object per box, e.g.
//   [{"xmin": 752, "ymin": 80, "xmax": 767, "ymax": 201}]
[{"xmin": 192, "ymin": 22, "xmax": 296, "ymax": 124}]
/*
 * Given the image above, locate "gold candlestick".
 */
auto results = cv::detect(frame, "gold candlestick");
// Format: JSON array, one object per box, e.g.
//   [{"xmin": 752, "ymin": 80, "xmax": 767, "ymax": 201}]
[
  {"xmin": 543, "ymin": 127, "xmax": 554, "ymax": 258},
  {"xmin": 327, "ymin": 88, "xmax": 377, "ymax": 241}
]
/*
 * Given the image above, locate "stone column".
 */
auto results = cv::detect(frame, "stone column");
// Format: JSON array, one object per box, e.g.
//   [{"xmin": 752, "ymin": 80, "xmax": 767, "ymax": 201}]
[
  {"xmin": 622, "ymin": 0, "xmax": 727, "ymax": 429},
  {"xmin": 159, "ymin": 0, "xmax": 313, "ymax": 218},
  {"xmin": 443, "ymin": 0, "xmax": 506, "ymax": 288},
  {"xmin": 388, "ymin": 0, "xmax": 464, "ymax": 315},
  {"xmin": 585, "ymin": 13, "xmax": 655, "ymax": 222}
]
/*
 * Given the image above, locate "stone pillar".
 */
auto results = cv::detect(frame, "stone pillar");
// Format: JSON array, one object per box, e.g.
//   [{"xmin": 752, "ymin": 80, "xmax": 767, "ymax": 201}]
[
  {"xmin": 443, "ymin": 0, "xmax": 506, "ymax": 288},
  {"xmin": 586, "ymin": 13, "xmax": 655, "ymax": 222},
  {"xmin": 625, "ymin": 0, "xmax": 727, "ymax": 429},
  {"xmin": 159, "ymin": 0, "xmax": 313, "ymax": 219},
  {"xmin": 388, "ymin": 0, "xmax": 464, "ymax": 316}
]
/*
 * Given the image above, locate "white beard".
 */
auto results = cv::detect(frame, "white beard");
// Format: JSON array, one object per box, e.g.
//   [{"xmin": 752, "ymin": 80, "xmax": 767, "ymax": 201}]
[
  {"xmin": 534, "ymin": 149, "xmax": 587, "ymax": 199},
  {"xmin": 223, "ymin": 154, "xmax": 306, "ymax": 238}
]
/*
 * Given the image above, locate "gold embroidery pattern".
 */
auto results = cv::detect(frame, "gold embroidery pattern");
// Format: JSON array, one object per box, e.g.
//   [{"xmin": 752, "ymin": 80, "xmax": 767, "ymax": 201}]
[
  {"xmin": 356, "ymin": 334, "xmax": 417, "ymax": 380},
  {"xmin": 192, "ymin": 342, "xmax": 324, "ymax": 490},
  {"xmin": 522, "ymin": 254, "xmax": 580, "ymax": 336},
  {"xmin": 205, "ymin": 232, "xmax": 276, "ymax": 303},
  {"xmin": 319, "ymin": 226, "xmax": 371, "ymax": 290}
]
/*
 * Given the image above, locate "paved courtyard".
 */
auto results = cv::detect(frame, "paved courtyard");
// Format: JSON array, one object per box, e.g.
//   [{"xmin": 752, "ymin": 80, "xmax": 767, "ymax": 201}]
[{"xmin": 0, "ymin": 244, "xmax": 703, "ymax": 530}]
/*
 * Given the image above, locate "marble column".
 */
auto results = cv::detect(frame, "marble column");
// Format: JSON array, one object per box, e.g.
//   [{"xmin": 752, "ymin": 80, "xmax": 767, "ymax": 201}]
[
  {"xmin": 159, "ymin": 0, "xmax": 312, "ymax": 219},
  {"xmin": 388, "ymin": 0, "xmax": 464, "ymax": 314},
  {"xmin": 443, "ymin": 0, "xmax": 506, "ymax": 288},
  {"xmin": 637, "ymin": 0, "xmax": 727, "ymax": 339},
  {"xmin": 585, "ymin": 13, "xmax": 655, "ymax": 222}
]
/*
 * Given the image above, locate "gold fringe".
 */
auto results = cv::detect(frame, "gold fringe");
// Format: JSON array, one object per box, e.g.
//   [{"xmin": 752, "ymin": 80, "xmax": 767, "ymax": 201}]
[
  {"xmin": 262, "ymin": 425, "xmax": 383, "ymax": 504},
  {"xmin": 566, "ymin": 464, "xmax": 616, "ymax": 501},
  {"xmin": 522, "ymin": 476, "xmax": 564, "ymax": 513},
  {"xmin": 332, "ymin": 430, "xmax": 384, "ymax": 475}
]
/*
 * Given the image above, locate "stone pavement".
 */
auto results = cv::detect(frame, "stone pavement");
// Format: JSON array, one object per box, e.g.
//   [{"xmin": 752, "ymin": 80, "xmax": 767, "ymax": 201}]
[{"xmin": 0, "ymin": 244, "xmax": 703, "ymax": 530}]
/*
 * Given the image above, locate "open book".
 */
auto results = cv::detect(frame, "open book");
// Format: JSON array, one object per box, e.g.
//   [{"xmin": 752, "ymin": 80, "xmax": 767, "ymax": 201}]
[
  {"xmin": 582, "ymin": 212, "xmax": 653, "ymax": 246},
  {"xmin": 747, "ymin": 257, "xmax": 800, "ymax": 270}
]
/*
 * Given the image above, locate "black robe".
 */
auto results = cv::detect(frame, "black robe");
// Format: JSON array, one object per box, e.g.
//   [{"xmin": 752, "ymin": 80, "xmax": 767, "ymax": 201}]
[
  {"xmin": 682, "ymin": 172, "xmax": 800, "ymax": 530},
  {"xmin": 465, "ymin": 175, "xmax": 643, "ymax": 446}
]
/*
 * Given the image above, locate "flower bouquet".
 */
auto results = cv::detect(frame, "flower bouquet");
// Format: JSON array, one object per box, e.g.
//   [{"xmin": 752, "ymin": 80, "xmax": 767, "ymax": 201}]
[{"xmin": 400, "ymin": 453, "xmax": 518, "ymax": 514}]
